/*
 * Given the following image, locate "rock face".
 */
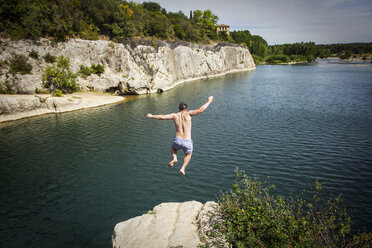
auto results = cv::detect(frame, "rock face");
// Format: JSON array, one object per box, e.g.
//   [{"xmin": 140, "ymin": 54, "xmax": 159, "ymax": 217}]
[
  {"xmin": 112, "ymin": 201, "xmax": 223, "ymax": 248},
  {"xmin": 0, "ymin": 93, "xmax": 124, "ymax": 122},
  {"xmin": 0, "ymin": 38, "xmax": 255, "ymax": 95}
]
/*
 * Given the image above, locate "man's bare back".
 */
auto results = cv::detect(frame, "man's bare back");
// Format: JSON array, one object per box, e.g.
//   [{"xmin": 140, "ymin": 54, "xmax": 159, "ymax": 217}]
[
  {"xmin": 147, "ymin": 96, "xmax": 213, "ymax": 175},
  {"xmin": 173, "ymin": 111, "xmax": 192, "ymax": 139}
]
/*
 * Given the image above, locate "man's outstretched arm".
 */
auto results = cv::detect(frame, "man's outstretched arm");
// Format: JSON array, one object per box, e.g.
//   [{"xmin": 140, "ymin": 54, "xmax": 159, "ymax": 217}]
[
  {"xmin": 147, "ymin": 113, "xmax": 175, "ymax": 120},
  {"xmin": 188, "ymin": 96, "xmax": 214, "ymax": 116}
]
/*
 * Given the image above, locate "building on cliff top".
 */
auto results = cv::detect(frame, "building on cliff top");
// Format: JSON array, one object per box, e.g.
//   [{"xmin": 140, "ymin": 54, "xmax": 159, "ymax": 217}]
[{"xmin": 216, "ymin": 24, "xmax": 230, "ymax": 35}]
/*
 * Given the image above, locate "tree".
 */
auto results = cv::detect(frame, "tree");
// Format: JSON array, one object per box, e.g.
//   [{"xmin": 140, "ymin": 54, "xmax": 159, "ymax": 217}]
[
  {"xmin": 142, "ymin": 1, "xmax": 161, "ymax": 12},
  {"xmin": 230, "ymin": 31, "xmax": 268, "ymax": 58},
  {"xmin": 0, "ymin": 0, "xmax": 225, "ymax": 43},
  {"xmin": 143, "ymin": 11, "xmax": 174, "ymax": 39},
  {"xmin": 192, "ymin": 9, "xmax": 218, "ymax": 40},
  {"xmin": 230, "ymin": 30, "xmax": 252, "ymax": 44}
]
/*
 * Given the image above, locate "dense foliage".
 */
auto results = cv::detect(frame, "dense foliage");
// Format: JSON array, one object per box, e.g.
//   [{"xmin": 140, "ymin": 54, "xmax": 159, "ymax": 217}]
[
  {"xmin": 206, "ymin": 171, "xmax": 371, "ymax": 247},
  {"xmin": 231, "ymin": 30, "xmax": 268, "ymax": 58},
  {"xmin": 318, "ymin": 43, "xmax": 372, "ymax": 57},
  {"xmin": 230, "ymin": 30, "xmax": 371, "ymax": 64},
  {"xmin": 269, "ymin": 42, "xmax": 317, "ymax": 62},
  {"xmin": 0, "ymin": 0, "xmax": 224, "ymax": 43},
  {"xmin": 230, "ymin": 31, "xmax": 318, "ymax": 64},
  {"xmin": 0, "ymin": 79, "xmax": 15, "ymax": 94}
]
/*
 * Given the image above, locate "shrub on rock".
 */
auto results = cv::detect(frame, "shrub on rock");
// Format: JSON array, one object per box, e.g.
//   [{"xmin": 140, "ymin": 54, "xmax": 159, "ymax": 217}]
[
  {"xmin": 43, "ymin": 53, "xmax": 56, "ymax": 63},
  {"xmin": 28, "ymin": 50, "xmax": 39, "ymax": 59},
  {"xmin": 8, "ymin": 53, "xmax": 32, "ymax": 74},
  {"xmin": 42, "ymin": 56, "xmax": 77, "ymax": 93}
]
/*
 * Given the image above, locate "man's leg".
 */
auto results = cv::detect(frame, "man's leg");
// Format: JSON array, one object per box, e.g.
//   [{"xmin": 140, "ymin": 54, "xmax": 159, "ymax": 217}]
[
  {"xmin": 179, "ymin": 153, "xmax": 192, "ymax": 175},
  {"xmin": 168, "ymin": 148, "xmax": 178, "ymax": 167}
]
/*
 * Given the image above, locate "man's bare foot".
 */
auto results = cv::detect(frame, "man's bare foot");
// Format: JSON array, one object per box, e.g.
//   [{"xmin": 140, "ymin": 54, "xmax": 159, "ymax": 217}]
[
  {"xmin": 179, "ymin": 169, "xmax": 185, "ymax": 176},
  {"xmin": 168, "ymin": 159, "xmax": 177, "ymax": 167}
]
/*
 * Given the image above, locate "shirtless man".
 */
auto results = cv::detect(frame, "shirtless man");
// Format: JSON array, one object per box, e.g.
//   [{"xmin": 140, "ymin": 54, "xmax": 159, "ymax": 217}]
[{"xmin": 146, "ymin": 96, "xmax": 214, "ymax": 175}]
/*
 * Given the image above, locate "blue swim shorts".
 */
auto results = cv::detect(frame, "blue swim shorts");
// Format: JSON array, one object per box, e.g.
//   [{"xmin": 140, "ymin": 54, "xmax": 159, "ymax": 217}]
[{"xmin": 171, "ymin": 137, "xmax": 193, "ymax": 155}]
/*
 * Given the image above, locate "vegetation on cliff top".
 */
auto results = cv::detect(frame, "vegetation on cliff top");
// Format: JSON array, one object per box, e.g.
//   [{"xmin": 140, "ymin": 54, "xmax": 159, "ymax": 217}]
[
  {"xmin": 0, "ymin": 0, "xmax": 222, "ymax": 43},
  {"xmin": 204, "ymin": 171, "xmax": 371, "ymax": 248}
]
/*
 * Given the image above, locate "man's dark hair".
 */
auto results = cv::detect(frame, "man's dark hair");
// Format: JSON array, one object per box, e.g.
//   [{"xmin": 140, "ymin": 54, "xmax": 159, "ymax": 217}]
[{"xmin": 179, "ymin": 102, "xmax": 188, "ymax": 111}]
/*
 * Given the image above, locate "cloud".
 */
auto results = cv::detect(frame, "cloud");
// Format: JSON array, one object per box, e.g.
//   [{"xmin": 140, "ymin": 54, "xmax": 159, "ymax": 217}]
[{"xmin": 144, "ymin": 0, "xmax": 372, "ymax": 44}]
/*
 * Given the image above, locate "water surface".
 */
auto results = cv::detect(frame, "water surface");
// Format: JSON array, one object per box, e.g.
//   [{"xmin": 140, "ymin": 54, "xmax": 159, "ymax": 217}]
[{"xmin": 1, "ymin": 63, "xmax": 371, "ymax": 247}]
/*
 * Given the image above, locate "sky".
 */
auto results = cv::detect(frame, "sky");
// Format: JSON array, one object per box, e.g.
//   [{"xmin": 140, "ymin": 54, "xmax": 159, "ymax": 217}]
[{"xmin": 144, "ymin": 0, "xmax": 372, "ymax": 45}]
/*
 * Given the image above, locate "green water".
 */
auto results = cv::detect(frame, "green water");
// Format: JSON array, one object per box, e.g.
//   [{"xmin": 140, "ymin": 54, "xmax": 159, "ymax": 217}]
[{"xmin": 0, "ymin": 62, "xmax": 371, "ymax": 247}]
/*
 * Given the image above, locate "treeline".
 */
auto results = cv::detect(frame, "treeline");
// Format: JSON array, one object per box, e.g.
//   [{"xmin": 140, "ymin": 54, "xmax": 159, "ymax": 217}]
[
  {"xmin": 0, "ymin": 0, "xmax": 224, "ymax": 43},
  {"xmin": 318, "ymin": 43, "xmax": 372, "ymax": 55},
  {"xmin": 230, "ymin": 30, "xmax": 372, "ymax": 64},
  {"xmin": 230, "ymin": 30, "xmax": 318, "ymax": 64},
  {"xmin": 317, "ymin": 43, "xmax": 372, "ymax": 59},
  {"xmin": 268, "ymin": 42, "xmax": 372, "ymax": 63}
]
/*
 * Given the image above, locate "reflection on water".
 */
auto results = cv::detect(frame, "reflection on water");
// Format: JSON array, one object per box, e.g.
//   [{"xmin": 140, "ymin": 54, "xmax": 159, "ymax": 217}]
[{"xmin": 1, "ymin": 63, "xmax": 372, "ymax": 247}]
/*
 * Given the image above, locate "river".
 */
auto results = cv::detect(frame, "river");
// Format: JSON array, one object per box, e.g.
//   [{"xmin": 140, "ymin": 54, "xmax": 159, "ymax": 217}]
[{"xmin": 0, "ymin": 62, "xmax": 371, "ymax": 247}]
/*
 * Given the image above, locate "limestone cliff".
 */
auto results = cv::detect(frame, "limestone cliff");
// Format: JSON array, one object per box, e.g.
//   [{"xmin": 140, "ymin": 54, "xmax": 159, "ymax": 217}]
[{"xmin": 0, "ymin": 38, "xmax": 255, "ymax": 95}]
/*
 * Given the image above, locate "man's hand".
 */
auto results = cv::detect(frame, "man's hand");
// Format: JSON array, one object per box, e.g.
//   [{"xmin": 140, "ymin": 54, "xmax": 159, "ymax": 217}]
[
  {"xmin": 146, "ymin": 113, "xmax": 153, "ymax": 118},
  {"xmin": 208, "ymin": 96, "xmax": 214, "ymax": 102}
]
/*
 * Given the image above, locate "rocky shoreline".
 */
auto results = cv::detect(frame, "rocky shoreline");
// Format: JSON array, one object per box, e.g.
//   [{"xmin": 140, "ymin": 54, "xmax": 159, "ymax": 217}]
[{"xmin": 0, "ymin": 92, "xmax": 124, "ymax": 123}]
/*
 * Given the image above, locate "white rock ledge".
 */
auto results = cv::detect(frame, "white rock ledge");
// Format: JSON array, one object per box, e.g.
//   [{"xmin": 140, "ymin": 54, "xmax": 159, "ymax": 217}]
[
  {"xmin": 112, "ymin": 201, "xmax": 222, "ymax": 248},
  {"xmin": 0, "ymin": 92, "xmax": 125, "ymax": 123}
]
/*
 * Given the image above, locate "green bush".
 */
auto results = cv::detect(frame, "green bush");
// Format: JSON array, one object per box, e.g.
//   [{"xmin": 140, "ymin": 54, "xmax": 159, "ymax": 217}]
[
  {"xmin": 152, "ymin": 39, "xmax": 159, "ymax": 49},
  {"xmin": 43, "ymin": 53, "xmax": 56, "ymax": 63},
  {"xmin": 208, "ymin": 171, "xmax": 371, "ymax": 248},
  {"xmin": 42, "ymin": 56, "xmax": 77, "ymax": 93},
  {"xmin": 79, "ymin": 64, "xmax": 104, "ymax": 78},
  {"xmin": 91, "ymin": 64, "xmax": 104, "ymax": 75},
  {"xmin": 0, "ymin": 80, "xmax": 16, "ymax": 94},
  {"xmin": 339, "ymin": 50, "xmax": 352, "ymax": 60},
  {"xmin": 8, "ymin": 53, "xmax": 32, "ymax": 74},
  {"xmin": 52, "ymin": 89, "xmax": 63, "ymax": 97},
  {"xmin": 29, "ymin": 50, "xmax": 39, "ymax": 59},
  {"xmin": 307, "ymin": 55, "xmax": 315, "ymax": 62},
  {"xmin": 265, "ymin": 55, "xmax": 290, "ymax": 64},
  {"xmin": 79, "ymin": 24, "xmax": 100, "ymax": 40},
  {"xmin": 289, "ymin": 55, "xmax": 307, "ymax": 62},
  {"xmin": 78, "ymin": 65, "xmax": 94, "ymax": 78},
  {"xmin": 252, "ymin": 54, "xmax": 263, "ymax": 65}
]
